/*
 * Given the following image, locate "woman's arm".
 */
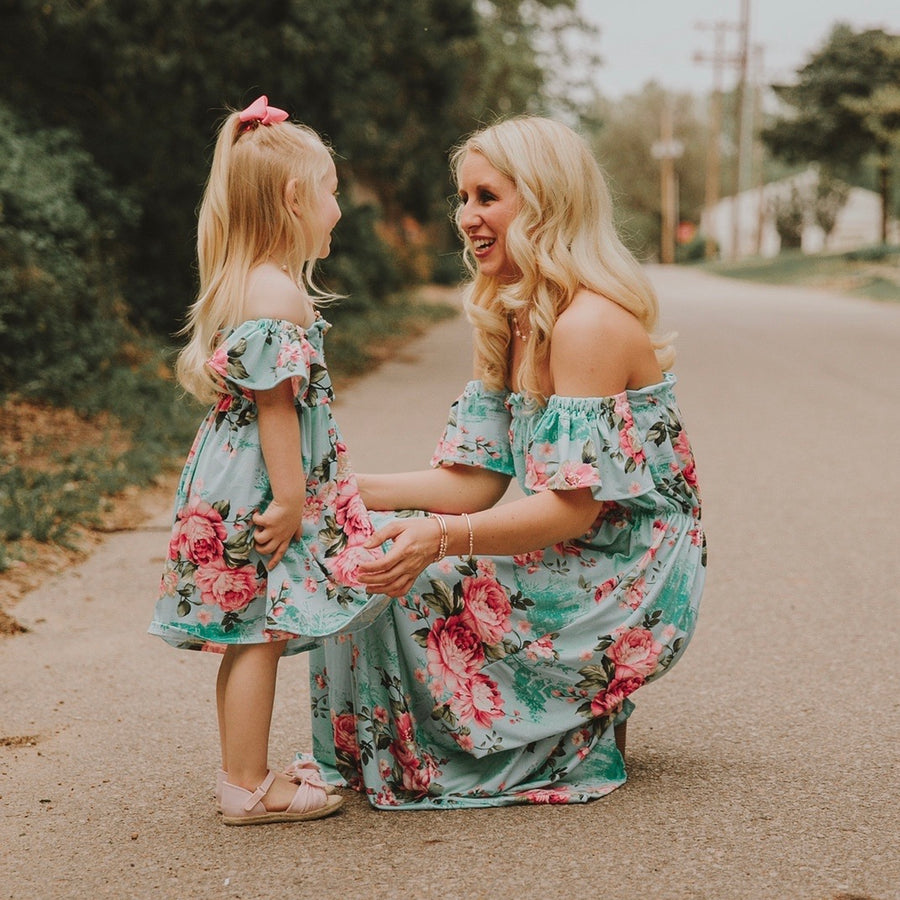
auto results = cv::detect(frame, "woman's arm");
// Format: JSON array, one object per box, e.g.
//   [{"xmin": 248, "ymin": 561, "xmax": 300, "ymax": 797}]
[
  {"xmin": 356, "ymin": 487, "xmax": 600, "ymax": 597},
  {"xmin": 358, "ymin": 465, "xmax": 510, "ymax": 514},
  {"xmin": 252, "ymin": 380, "xmax": 305, "ymax": 570}
]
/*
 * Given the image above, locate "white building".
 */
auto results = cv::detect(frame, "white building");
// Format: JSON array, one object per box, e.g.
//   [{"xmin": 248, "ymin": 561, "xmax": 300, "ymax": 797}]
[{"xmin": 701, "ymin": 167, "xmax": 897, "ymax": 259}]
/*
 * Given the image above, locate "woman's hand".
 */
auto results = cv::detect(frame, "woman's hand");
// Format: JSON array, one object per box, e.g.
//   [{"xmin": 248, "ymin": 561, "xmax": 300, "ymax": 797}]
[
  {"xmin": 356, "ymin": 517, "xmax": 442, "ymax": 597},
  {"xmin": 252, "ymin": 499, "xmax": 304, "ymax": 570}
]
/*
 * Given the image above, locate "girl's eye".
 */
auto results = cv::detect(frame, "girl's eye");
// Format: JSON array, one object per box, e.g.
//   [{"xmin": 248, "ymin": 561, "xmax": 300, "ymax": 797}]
[{"xmin": 480, "ymin": 192, "xmax": 496, "ymax": 203}]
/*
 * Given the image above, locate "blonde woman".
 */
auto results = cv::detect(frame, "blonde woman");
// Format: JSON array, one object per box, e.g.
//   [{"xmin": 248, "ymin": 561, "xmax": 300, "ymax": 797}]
[{"xmin": 308, "ymin": 116, "xmax": 706, "ymax": 808}]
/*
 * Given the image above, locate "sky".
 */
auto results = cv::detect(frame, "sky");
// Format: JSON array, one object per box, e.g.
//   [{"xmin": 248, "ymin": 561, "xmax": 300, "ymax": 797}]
[{"xmin": 578, "ymin": 0, "xmax": 900, "ymax": 98}]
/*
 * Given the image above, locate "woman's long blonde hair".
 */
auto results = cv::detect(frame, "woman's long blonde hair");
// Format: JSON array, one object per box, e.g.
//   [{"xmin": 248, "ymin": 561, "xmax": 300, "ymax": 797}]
[
  {"xmin": 176, "ymin": 108, "xmax": 336, "ymax": 402},
  {"xmin": 450, "ymin": 116, "xmax": 674, "ymax": 401}
]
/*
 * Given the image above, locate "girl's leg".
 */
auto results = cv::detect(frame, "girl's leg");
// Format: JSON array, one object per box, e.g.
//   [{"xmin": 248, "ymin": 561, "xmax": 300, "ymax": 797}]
[
  {"xmin": 220, "ymin": 641, "xmax": 300, "ymax": 810},
  {"xmin": 216, "ymin": 649, "xmax": 235, "ymax": 771}
]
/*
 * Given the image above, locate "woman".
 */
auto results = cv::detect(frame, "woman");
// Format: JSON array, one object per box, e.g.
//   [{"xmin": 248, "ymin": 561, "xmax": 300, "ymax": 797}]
[{"xmin": 306, "ymin": 116, "xmax": 706, "ymax": 808}]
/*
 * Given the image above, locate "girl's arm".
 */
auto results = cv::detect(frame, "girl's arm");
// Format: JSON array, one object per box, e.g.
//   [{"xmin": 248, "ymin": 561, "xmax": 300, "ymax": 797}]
[
  {"xmin": 357, "ymin": 487, "xmax": 599, "ymax": 597},
  {"xmin": 358, "ymin": 465, "xmax": 510, "ymax": 514},
  {"xmin": 252, "ymin": 380, "xmax": 305, "ymax": 570}
]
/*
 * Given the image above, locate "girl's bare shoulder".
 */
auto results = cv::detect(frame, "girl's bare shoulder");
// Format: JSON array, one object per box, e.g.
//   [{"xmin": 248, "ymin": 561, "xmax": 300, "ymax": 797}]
[{"xmin": 243, "ymin": 264, "xmax": 313, "ymax": 326}]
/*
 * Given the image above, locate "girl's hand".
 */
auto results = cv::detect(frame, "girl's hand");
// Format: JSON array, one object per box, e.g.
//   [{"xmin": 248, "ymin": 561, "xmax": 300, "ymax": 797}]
[
  {"xmin": 356, "ymin": 517, "xmax": 442, "ymax": 597},
  {"xmin": 252, "ymin": 500, "xmax": 304, "ymax": 570}
]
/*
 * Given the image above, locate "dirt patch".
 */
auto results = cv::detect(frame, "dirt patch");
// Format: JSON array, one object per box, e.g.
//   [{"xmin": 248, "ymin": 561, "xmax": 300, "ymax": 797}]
[{"xmin": 1, "ymin": 398, "xmax": 178, "ymax": 635}]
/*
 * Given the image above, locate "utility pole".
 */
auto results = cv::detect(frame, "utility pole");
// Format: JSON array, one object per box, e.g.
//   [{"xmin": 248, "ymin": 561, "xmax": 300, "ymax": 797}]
[
  {"xmin": 695, "ymin": 0, "xmax": 751, "ymax": 260},
  {"xmin": 731, "ymin": 0, "xmax": 751, "ymax": 259},
  {"xmin": 694, "ymin": 21, "xmax": 731, "ymax": 260},
  {"xmin": 651, "ymin": 103, "xmax": 684, "ymax": 265},
  {"xmin": 751, "ymin": 44, "xmax": 767, "ymax": 256}
]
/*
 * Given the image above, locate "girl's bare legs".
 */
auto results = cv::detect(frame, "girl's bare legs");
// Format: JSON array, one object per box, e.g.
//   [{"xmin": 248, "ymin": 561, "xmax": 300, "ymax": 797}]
[{"xmin": 217, "ymin": 641, "xmax": 301, "ymax": 810}]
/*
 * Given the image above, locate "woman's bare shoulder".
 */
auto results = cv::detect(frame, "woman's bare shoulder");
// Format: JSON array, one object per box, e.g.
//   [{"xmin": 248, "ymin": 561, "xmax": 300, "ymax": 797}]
[{"xmin": 551, "ymin": 290, "xmax": 660, "ymax": 395}]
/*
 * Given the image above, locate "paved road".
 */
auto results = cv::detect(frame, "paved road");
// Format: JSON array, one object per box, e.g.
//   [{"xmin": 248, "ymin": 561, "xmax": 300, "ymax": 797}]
[{"xmin": 1, "ymin": 267, "xmax": 898, "ymax": 900}]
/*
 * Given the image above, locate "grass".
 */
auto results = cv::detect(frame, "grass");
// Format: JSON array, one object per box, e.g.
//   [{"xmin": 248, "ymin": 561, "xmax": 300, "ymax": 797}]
[
  {"xmin": 700, "ymin": 244, "xmax": 900, "ymax": 303},
  {"xmin": 0, "ymin": 288, "xmax": 459, "ymax": 578}
]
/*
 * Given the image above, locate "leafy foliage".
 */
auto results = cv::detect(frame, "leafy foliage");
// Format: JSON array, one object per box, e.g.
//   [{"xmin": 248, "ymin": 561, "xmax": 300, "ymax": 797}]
[
  {"xmin": 762, "ymin": 25, "xmax": 900, "ymax": 239},
  {"xmin": 0, "ymin": 101, "xmax": 137, "ymax": 403}
]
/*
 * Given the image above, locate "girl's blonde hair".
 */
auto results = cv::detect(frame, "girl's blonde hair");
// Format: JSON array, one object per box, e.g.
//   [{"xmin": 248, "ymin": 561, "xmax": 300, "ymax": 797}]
[
  {"xmin": 177, "ymin": 108, "xmax": 336, "ymax": 402},
  {"xmin": 450, "ymin": 116, "xmax": 674, "ymax": 401}
]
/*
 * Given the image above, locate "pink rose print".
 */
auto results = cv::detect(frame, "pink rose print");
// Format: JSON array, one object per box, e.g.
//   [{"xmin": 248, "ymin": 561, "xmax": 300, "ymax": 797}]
[
  {"xmin": 513, "ymin": 549, "xmax": 544, "ymax": 574},
  {"xmin": 614, "ymin": 394, "xmax": 647, "ymax": 465},
  {"xmin": 594, "ymin": 577, "xmax": 619, "ymax": 604},
  {"xmin": 459, "ymin": 575, "xmax": 512, "ymax": 645},
  {"xmin": 449, "ymin": 673, "xmax": 504, "ymax": 728},
  {"xmin": 522, "ymin": 787, "xmax": 572, "ymax": 804},
  {"xmin": 276, "ymin": 336, "xmax": 312, "ymax": 370},
  {"xmin": 607, "ymin": 627, "xmax": 663, "ymax": 679},
  {"xmin": 194, "ymin": 558, "xmax": 260, "ymax": 612},
  {"xmin": 160, "ymin": 569, "xmax": 179, "ymax": 596},
  {"xmin": 327, "ymin": 544, "xmax": 379, "ymax": 588},
  {"xmin": 334, "ymin": 478, "xmax": 374, "ymax": 539},
  {"xmin": 168, "ymin": 498, "xmax": 227, "ymax": 565},
  {"xmin": 207, "ymin": 346, "xmax": 228, "ymax": 377},
  {"xmin": 476, "ymin": 558, "xmax": 497, "ymax": 578},
  {"xmin": 590, "ymin": 674, "xmax": 645, "ymax": 716},
  {"xmin": 331, "ymin": 712, "xmax": 361, "ymax": 762},
  {"xmin": 389, "ymin": 712, "xmax": 440, "ymax": 795},
  {"xmin": 450, "ymin": 731, "xmax": 475, "ymax": 752},
  {"xmin": 525, "ymin": 455, "xmax": 550, "ymax": 491},
  {"xmin": 426, "ymin": 616, "xmax": 485, "ymax": 694},
  {"xmin": 524, "ymin": 635, "xmax": 555, "ymax": 661},
  {"xmin": 622, "ymin": 577, "xmax": 647, "ymax": 610},
  {"xmin": 547, "ymin": 460, "xmax": 600, "ymax": 489}
]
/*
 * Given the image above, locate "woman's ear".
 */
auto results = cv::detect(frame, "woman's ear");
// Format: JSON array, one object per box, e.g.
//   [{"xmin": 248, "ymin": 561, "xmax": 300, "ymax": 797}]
[{"xmin": 284, "ymin": 178, "xmax": 301, "ymax": 216}]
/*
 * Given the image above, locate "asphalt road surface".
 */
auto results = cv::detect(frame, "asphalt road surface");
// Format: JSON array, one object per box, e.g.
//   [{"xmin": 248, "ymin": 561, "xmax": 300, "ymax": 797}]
[{"xmin": 1, "ymin": 266, "xmax": 897, "ymax": 900}]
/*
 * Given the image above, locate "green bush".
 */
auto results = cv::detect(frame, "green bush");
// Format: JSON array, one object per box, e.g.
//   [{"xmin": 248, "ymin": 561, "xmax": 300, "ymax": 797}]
[{"xmin": 0, "ymin": 102, "xmax": 137, "ymax": 407}]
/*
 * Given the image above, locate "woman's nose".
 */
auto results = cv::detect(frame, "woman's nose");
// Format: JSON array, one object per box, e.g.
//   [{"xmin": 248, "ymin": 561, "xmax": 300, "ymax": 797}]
[{"xmin": 459, "ymin": 202, "xmax": 478, "ymax": 231}]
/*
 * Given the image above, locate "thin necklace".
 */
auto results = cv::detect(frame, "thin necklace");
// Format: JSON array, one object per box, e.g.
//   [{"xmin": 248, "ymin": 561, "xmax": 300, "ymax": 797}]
[{"xmin": 510, "ymin": 313, "xmax": 531, "ymax": 342}]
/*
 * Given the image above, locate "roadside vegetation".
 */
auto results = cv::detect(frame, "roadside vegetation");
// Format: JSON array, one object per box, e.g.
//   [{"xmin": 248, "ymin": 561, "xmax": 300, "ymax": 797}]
[
  {"xmin": 702, "ymin": 244, "xmax": 900, "ymax": 303},
  {"xmin": 1, "ymin": 5, "xmax": 898, "ymax": 627}
]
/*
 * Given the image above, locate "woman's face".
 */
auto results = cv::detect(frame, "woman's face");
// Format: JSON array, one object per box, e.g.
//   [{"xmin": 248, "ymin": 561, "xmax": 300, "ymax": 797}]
[{"xmin": 457, "ymin": 151, "xmax": 519, "ymax": 282}]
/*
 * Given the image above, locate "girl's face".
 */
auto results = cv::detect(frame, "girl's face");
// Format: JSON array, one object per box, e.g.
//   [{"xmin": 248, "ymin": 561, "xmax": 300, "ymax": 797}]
[
  {"xmin": 313, "ymin": 157, "xmax": 341, "ymax": 259},
  {"xmin": 457, "ymin": 151, "xmax": 520, "ymax": 282}
]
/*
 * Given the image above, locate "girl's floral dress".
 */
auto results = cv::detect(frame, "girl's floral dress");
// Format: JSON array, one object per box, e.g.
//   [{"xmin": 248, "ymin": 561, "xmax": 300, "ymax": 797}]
[
  {"xmin": 149, "ymin": 318, "xmax": 388, "ymax": 655},
  {"xmin": 308, "ymin": 376, "xmax": 706, "ymax": 808}
]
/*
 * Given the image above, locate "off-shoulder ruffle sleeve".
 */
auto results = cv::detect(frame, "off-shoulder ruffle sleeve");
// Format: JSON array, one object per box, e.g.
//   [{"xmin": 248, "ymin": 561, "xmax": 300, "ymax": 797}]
[
  {"xmin": 206, "ymin": 318, "xmax": 327, "ymax": 398},
  {"xmin": 522, "ymin": 392, "xmax": 659, "ymax": 502},
  {"xmin": 430, "ymin": 380, "xmax": 515, "ymax": 475}
]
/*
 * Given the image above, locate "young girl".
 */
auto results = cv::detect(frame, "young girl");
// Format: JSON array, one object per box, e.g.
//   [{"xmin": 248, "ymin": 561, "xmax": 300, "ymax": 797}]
[{"xmin": 149, "ymin": 96, "xmax": 385, "ymax": 825}]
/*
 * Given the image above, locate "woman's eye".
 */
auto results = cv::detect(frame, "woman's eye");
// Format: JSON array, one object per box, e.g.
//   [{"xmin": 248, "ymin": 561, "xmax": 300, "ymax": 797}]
[{"xmin": 480, "ymin": 192, "xmax": 496, "ymax": 203}]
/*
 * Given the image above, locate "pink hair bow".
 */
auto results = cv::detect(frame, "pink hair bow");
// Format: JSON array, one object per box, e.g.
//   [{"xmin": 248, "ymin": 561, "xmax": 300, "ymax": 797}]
[{"xmin": 238, "ymin": 95, "xmax": 289, "ymax": 131}]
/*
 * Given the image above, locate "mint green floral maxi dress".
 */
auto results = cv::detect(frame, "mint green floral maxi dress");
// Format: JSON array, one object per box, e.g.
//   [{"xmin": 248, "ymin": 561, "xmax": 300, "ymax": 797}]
[
  {"xmin": 149, "ymin": 317, "xmax": 389, "ymax": 653},
  {"xmin": 308, "ymin": 375, "xmax": 706, "ymax": 808}
]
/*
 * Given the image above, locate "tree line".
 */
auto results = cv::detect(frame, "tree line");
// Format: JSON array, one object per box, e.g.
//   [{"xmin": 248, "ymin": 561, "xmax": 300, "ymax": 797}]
[
  {"xmin": 1, "ymin": 4, "xmax": 898, "ymax": 409},
  {"xmin": 0, "ymin": 0, "xmax": 592, "ymax": 403}
]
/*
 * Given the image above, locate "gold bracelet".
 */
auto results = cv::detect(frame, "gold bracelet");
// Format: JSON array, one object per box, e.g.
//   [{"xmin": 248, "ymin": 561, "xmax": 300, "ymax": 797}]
[
  {"xmin": 432, "ymin": 513, "xmax": 448, "ymax": 561},
  {"xmin": 462, "ymin": 512, "xmax": 474, "ymax": 560}
]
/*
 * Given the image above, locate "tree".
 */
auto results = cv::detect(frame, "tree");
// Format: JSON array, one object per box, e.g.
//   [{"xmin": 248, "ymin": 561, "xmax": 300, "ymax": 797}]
[
  {"xmin": 586, "ymin": 85, "xmax": 708, "ymax": 260},
  {"xmin": 762, "ymin": 25, "xmax": 900, "ymax": 243},
  {"xmin": 812, "ymin": 170, "xmax": 851, "ymax": 247},
  {"xmin": 0, "ymin": 0, "xmax": 583, "ymax": 330}
]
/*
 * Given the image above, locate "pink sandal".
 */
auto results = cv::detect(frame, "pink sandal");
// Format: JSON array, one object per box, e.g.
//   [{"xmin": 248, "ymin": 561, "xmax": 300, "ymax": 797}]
[
  {"xmin": 216, "ymin": 758, "xmax": 336, "ymax": 812},
  {"xmin": 221, "ymin": 769, "xmax": 342, "ymax": 826}
]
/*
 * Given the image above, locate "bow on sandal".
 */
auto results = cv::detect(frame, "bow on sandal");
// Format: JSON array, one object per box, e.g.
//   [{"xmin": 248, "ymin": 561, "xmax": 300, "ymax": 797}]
[
  {"xmin": 221, "ymin": 769, "xmax": 342, "ymax": 826},
  {"xmin": 216, "ymin": 758, "xmax": 336, "ymax": 812}
]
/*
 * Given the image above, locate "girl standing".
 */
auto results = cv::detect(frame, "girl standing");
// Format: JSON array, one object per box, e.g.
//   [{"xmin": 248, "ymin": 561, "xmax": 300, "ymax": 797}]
[{"xmin": 150, "ymin": 96, "xmax": 383, "ymax": 824}]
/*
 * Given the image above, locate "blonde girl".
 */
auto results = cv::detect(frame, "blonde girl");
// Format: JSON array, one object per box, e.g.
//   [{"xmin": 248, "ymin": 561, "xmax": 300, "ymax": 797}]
[{"xmin": 151, "ymin": 96, "xmax": 380, "ymax": 824}]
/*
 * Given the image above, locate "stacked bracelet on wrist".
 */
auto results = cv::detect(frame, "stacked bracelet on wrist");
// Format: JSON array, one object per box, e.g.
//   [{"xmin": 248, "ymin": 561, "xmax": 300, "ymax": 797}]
[
  {"xmin": 432, "ymin": 513, "xmax": 448, "ymax": 561},
  {"xmin": 461, "ymin": 512, "xmax": 474, "ymax": 561}
]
